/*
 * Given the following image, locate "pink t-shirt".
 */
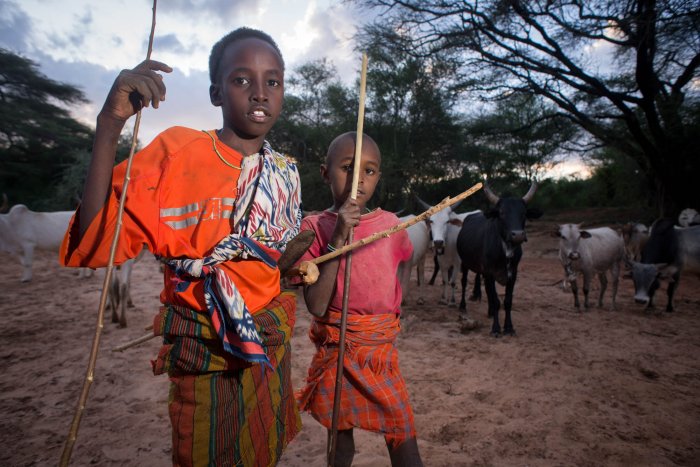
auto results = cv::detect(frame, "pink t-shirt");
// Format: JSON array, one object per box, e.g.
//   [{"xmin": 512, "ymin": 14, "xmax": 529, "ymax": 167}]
[{"xmin": 299, "ymin": 209, "xmax": 412, "ymax": 315}]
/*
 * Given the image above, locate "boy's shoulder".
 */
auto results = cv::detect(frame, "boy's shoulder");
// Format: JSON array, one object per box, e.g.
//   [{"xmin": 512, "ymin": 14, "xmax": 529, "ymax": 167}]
[{"xmin": 156, "ymin": 126, "xmax": 208, "ymax": 147}]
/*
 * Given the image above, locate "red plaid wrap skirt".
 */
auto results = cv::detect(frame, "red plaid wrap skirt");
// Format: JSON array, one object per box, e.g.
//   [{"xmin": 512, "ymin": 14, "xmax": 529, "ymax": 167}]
[{"xmin": 296, "ymin": 311, "xmax": 416, "ymax": 443}]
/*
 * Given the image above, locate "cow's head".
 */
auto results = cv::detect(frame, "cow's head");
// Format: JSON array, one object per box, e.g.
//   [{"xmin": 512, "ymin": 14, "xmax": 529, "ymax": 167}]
[
  {"xmin": 483, "ymin": 180, "xmax": 541, "ymax": 246},
  {"xmin": 626, "ymin": 260, "xmax": 676, "ymax": 305},
  {"xmin": 415, "ymin": 196, "xmax": 463, "ymax": 255},
  {"xmin": 554, "ymin": 224, "xmax": 591, "ymax": 262}
]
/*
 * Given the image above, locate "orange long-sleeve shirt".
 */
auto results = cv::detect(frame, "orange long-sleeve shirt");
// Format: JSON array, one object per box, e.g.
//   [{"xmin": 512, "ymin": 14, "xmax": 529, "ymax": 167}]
[{"xmin": 60, "ymin": 126, "xmax": 301, "ymax": 313}]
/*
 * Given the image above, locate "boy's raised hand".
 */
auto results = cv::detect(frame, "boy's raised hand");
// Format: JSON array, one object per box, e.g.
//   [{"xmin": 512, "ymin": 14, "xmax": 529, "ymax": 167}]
[
  {"xmin": 331, "ymin": 197, "xmax": 361, "ymax": 246},
  {"xmin": 101, "ymin": 60, "xmax": 173, "ymax": 122}
]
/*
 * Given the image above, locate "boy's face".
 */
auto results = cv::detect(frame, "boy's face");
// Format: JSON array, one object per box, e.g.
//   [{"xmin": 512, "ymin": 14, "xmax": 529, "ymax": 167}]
[
  {"xmin": 321, "ymin": 136, "xmax": 381, "ymax": 211},
  {"xmin": 210, "ymin": 38, "xmax": 284, "ymax": 143}
]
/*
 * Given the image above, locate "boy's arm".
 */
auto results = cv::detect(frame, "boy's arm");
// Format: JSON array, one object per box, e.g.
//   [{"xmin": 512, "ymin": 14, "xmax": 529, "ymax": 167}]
[
  {"xmin": 303, "ymin": 199, "xmax": 360, "ymax": 317},
  {"xmin": 79, "ymin": 60, "xmax": 172, "ymax": 238}
]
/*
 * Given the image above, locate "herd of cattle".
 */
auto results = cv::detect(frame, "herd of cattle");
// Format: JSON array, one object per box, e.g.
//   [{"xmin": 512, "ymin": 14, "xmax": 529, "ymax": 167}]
[
  {"xmin": 1, "ymin": 188, "xmax": 699, "ymax": 334},
  {"xmin": 399, "ymin": 184, "xmax": 700, "ymax": 336}
]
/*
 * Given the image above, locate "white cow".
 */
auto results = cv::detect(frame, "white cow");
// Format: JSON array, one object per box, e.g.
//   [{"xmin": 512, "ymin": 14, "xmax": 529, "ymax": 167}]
[
  {"xmin": 0, "ymin": 204, "xmax": 84, "ymax": 282},
  {"xmin": 678, "ymin": 208, "xmax": 700, "ymax": 228},
  {"xmin": 555, "ymin": 224, "xmax": 625, "ymax": 310},
  {"xmin": 106, "ymin": 251, "xmax": 145, "ymax": 328},
  {"xmin": 416, "ymin": 197, "xmax": 479, "ymax": 306},
  {"xmin": 397, "ymin": 215, "xmax": 430, "ymax": 305}
]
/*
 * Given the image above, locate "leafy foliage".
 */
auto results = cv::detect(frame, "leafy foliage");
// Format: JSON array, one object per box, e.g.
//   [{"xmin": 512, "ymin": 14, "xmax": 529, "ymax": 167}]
[
  {"xmin": 0, "ymin": 49, "xmax": 93, "ymax": 210},
  {"xmin": 356, "ymin": 0, "xmax": 700, "ymax": 215}
]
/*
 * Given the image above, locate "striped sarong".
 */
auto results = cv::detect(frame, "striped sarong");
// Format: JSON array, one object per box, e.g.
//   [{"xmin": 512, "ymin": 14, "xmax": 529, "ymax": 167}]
[
  {"xmin": 152, "ymin": 292, "xmax": 301, "ymax": 467},
  {"xmin": 296, "ymin": 311, "xmax": 416, "ymax": 445}
]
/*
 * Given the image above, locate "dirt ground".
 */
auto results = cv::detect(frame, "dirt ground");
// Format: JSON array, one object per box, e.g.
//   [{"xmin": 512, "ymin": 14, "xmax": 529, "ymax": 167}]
[{"xmin": 1, "ymin": 214, "xmax": 699, "ymax": 466}]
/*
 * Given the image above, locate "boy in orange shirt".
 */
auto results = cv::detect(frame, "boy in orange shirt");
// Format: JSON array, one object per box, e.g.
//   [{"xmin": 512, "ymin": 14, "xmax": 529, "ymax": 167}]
[{"xmin": 60, "ymin": 28, "xmax": 302, "ymax": 466}]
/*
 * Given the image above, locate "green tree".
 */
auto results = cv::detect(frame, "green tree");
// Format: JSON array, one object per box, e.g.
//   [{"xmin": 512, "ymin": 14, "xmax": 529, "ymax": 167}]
[
  {"xmin": 357, "ymin": 0, "xmax": 700, "ymax": 215},
  {"xmin": 359, "ymin": 30, "xmax": 465, "ymax": 211},
  {"xmin": 0, "ymin": 49, "xmax": 94, "ymax": 210}
]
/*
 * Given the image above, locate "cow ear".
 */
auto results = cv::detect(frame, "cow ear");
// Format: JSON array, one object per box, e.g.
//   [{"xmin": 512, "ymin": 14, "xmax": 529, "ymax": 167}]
[
  {"xmin": 448, "ymin": 218, "xmax": 463, "ymax": 227},
  {"xmin": 526, "ymin": 207, "xmax": 543, "ymax": 219},
  {"xmin": 551, "ymin": 228, "xmax": 561, "ymax": 238},
  {"xmin": 580, "ymin": 230, "xmax": 592, "ymax": 239}
]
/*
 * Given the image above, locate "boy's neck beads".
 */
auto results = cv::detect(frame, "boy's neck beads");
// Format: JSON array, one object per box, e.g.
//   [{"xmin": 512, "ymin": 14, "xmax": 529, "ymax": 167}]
[{"xmin": 203, "ymin": 130, "xmax": 242, "ymax": 169}]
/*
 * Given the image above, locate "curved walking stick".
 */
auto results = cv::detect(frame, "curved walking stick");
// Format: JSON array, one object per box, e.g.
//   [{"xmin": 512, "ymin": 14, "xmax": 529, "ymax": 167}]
[
  {"xmin": 327, "ymin": 52, "xmax": 368, "ymax": 466},
  {"xmin": 59, "ymin": 2, "xmax": 158, "ymax": 465}
]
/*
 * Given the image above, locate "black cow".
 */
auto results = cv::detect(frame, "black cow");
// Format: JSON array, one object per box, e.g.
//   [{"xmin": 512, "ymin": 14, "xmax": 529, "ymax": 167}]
[
  {"xmin": 457, "ymin": 181, "xmax": 541, "ymax": 336},
  {"xmin": 628, "ymin": 218, "xmax": 700, "ymax": 312}
]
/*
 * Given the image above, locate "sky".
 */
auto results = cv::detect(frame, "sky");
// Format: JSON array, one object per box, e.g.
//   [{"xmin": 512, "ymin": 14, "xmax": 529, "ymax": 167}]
[
  {"xmin": 1, "ymin": 0, "xmax": 368, "ymax": 144},
  {"xmin": 2, "ymin": 0, "xmax": 593, "ymax": 179}
]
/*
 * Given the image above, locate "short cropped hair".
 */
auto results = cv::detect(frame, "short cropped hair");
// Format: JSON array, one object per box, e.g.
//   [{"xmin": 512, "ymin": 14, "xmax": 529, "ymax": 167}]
[{"xmin": 208, "ymin": 27, "xmax": 285, "ymax": 84}]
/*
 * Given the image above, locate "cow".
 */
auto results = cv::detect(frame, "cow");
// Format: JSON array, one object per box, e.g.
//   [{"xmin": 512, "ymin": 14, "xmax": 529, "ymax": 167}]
[
  {"xmin": 627, "ymin": 218, "xmax": 700, "ymax": 312},
  {"xmin": 678, "ymin": 208, "xmax": 700, "ymax": 228},
  {"xmin": 416, "ymin": 196, "xmax": 479, "ymax": 306},
  {"xmin": 456, "ymin": 181, "xmax": 541, "ymax": 337},
  {"xmin": 555, "ymin": 224, "xmax": 625, "ymax": 310},
  {"xmin": 620, "ymin": 222, "xmax": 649, "ymax": 262},
  {"xmin": 0, "ymin": 204, "xmax": 79, "ymax": 282},
  {"xmin": 397, "ymin": 215, "xmax": 430, "ymax": 305},
  {"xmin": 106, "ymin": 252, "xmax": 145, "ymax": 328}
]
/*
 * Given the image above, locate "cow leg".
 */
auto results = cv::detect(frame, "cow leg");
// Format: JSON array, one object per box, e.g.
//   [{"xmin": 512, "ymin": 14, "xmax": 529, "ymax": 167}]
[
  {"xmin": 484, "ymin": 277, "xmax": 501, "ymax": 337},
  {"xmin": 109, "ymin": 279, "xmax": 120, "ymax": 324},
  {"xmin": 597, "ymin": 272, "xmax": 608, "ymax": 308},
  {"xmin": 20, "ymin": 244, "xmax": 34, "ymax": 282},
  {"xmin": 119, "ymin": 281, "xmax": 129, "ymax": 328},
  {"xmin": 448, "ymin": 265, "xmax": 458, "ymax": 307},
  {"xmin": 570, "ymin": 274, "xmax": 581, "ymax": 310},
  {"xmin": 470, "ymin": 274, "xmax": 482, "ymax": 302},
  {"xmin": 458, "ymin": 265, "xmax": 468, "ymax": 313},
  {"xmin": 582, "ymin": 272, "xmax": 591, "ymax": 309},
  {"xmin": 665, "ymin": 273, "xmax": 680, "ymax": 312},
  {"xmin": 428, "ymin": 254, "xmax": 440, "ymax": 285},
  {"xmin": 416, "ymin": 257, "xmax": 425, "ymax": 306},
  {"xmin": 502, "ymin": 273, "xmax": 517, "ymax": 336},
  {"xmin": 610, "ymin": 262, "xmax": 620, "ymax": 310},
  {"xmin": 438, "ymin": 257, "xmax": 450, "ymax": 305}
]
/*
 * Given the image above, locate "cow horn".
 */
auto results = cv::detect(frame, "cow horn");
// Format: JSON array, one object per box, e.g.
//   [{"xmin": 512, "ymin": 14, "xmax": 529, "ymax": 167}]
[
  {"xmin": 522, "ymin": 181, "xmax": 538, "ymax": 204},
  {"xmin": 0, "ymin": 193, "xmax": 8, "ymax": 213},
  {"xmin": 414, "ymin": 194, "xmax": 432, "ymax": 211},
  {"xmin": 482, "ymin": 180, "xmax": 500, "ymax": 205}
]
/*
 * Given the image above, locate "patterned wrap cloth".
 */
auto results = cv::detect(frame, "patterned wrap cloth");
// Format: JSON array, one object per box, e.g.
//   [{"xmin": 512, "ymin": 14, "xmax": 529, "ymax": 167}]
[
  {"xmin": 158, "ymin": 141, "xmax": 302, "ymax": 366},
  {"xmin": 153, "ymin": 292, "xmax": 301, "ymax": 467},
  {"xmin": 296, "ymin": 310, "xmax": 417, "ymax": 446}
]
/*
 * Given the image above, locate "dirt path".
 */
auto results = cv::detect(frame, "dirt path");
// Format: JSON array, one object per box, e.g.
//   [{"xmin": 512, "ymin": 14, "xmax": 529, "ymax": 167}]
[{"xmin": 1, "ymin": 219, "xmax": 699, "ymax": 466}]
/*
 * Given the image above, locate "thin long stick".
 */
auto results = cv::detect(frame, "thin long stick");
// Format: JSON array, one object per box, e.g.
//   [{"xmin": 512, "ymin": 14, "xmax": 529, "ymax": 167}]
[
  {"xmin": 327, "ymin": 52, "xmax": 368, "ymax": 467},
  {"xmin": 59, "ymin": 2, "xmax": 158, "ymax": 465}
]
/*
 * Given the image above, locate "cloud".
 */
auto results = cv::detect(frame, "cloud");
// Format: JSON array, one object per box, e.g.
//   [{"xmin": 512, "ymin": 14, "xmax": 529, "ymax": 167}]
[
  {"xmin": 0, "ymin": 0, "xmax": 32, "ymax": 51},
  {"xmin": 164, "ymin": 0, "xmax": 264, "ymax": 22},
  {"xmin": 152, "ymin": 33, "xmax": 197, "ymax": 55}
]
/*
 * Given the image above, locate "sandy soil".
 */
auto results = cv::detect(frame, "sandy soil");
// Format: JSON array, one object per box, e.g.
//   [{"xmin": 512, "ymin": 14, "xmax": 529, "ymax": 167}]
[{"xmin": 1, "ymin": 215, "xmax": 699, "ymax": 467}]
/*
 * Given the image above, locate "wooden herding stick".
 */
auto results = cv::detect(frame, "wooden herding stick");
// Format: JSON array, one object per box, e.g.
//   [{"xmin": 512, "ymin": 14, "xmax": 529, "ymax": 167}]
[
  {"xmin": 59, "ymin": 2, "xmax": 158, "ymax": 465},
  {"xmin": 111, "ymin": 182, "xmax": 483, "ymax": 353},
  {"xmin": 326, "ymin": 52, "xmax": 368, "ymax": 467}
]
